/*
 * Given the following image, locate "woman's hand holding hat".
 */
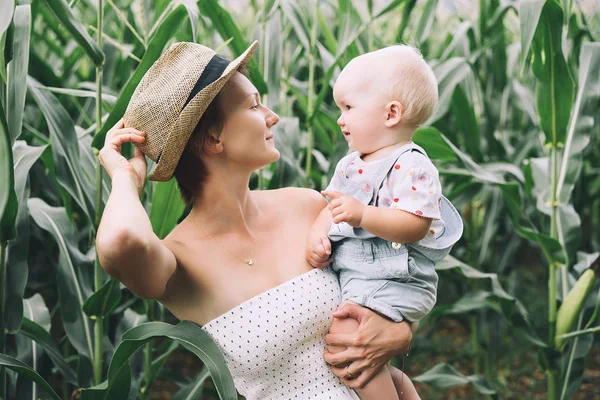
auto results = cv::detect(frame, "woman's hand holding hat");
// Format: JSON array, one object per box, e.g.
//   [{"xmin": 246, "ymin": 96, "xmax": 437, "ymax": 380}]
[{"xmin": 98, "ymin": 119, "xmax": 147, "ymax": 195}]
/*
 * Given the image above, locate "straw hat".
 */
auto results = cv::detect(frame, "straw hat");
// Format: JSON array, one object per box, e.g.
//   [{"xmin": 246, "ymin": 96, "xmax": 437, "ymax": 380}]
[{"xmin": 123, "ymin": 40, "xmax": 259, "ymax": 181}]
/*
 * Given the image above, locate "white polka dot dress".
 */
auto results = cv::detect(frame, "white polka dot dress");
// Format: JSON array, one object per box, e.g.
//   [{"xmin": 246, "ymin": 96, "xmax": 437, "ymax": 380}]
[{"xmin": 201, "ymin": 267, "xmax": 360, "ymax": 399}]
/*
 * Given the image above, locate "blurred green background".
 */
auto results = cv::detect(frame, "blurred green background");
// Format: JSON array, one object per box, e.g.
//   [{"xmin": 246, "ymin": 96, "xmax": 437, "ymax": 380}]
[{"xmin": 1, "ymin": 0, "xmax": 599, "ymax": 399}]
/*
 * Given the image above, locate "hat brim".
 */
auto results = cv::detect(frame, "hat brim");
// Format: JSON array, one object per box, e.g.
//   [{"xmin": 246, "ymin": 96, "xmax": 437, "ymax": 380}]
[{"xmin": 147, "ymin": 40, "xmax": 259, "ymax": 182}]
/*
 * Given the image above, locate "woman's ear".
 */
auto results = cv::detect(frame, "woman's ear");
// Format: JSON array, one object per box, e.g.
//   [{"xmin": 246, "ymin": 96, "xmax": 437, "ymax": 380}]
[
  {"xmin": 204, "ymin": 131, "xmax": 224, "ymax": 154},
  {"xmin": 384, "ymin": 101, "xmax": 403, "ymax": 128}
]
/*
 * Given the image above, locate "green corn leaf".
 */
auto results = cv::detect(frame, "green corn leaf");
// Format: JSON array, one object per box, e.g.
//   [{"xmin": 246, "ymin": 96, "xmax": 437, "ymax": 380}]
[
  {"xmin": 0, "ymin": 353, "xmax": 62, "ymax": 400},
  {"xmin": 15, "ymin": 293, "xmax": 53, "ymax": 398},
  {"xmin": 35, "ymin": 86, "xmax": 117, "ymax": 104},
  {"xmin": 517, "ymin": 227, "xmax": 567, "ymax": 266},
  {"xmin": 427, "ymin": 57, "xmax": 473, "ymax": 125},
  {"xmin": 556, "ymin": 42, "xmax": 600, "ymax": 204},
  {"xmin": 0, "ymin": 0, "xmax": 14, "ymax": 40},
  {"xmin": 438, "ymin": 131, "xmax": 506, "ymax": 185},
  {"xmin": 82, "ymin": 277, "xmax": 122, "ymax": 319},
  {"xmin": 280, "ymin": 1, "xmax": 310, "ymax": 50},
  {"xmin": 28, "ymin": 197, "xmax": 95, "ymax": 360},
  {"xmin": 519, "ymin": 0, "xmax": 545, "ymax": 72},
  {"xmin": 149, "ymin": 179, "xmax": 185, "ymax": 239},
  {"xmin": 91, "ymin": 4, "xmax": 190, "ymax": 149},
  {"xmin": 19, "ymin": 318, "xmax": 78, "ymax": 385},
  {"xmin": 0, "ymin": 100, "xmax": 12, "ymax": 219},
  {"xmin": 335, "ymin": 1, "xmax": 361, "ymax": 61},
  {"xmin": 0, "ymin": 28, "xmax": 9, "ymax": 83},
  {"xmin": 0, "ymin": 101, "xmax": 17, "ymax": 242},
  {"xmin": 486, "ymin": 3, "xmax": 517, "ymax": 35},
  {"xmin": 180, "ymin": 0, "xmax": 199, "ymax": 42},
  {"xmin": 433, "ymin": 289, "xmax": 501, "ymax": 315},
  {"xmin": 79, "ymin": 359, "xmax": 132, "ymax": 400},
  {"xmin": 27, "ymin": 77, "xmax": 96, "ymax": 223},
  {"xmin": 173, "ymin": 366, "xmax": 210, "ymax": 400},
  {"xmin": 6, "ymin": 142, "xmax": 47, "ymax": 333},
  {"xmin": 412, "ymin": 127, "xmax": 457, "ymax": 161},
  {"xmin": 523, "ymin": 154, "xmax": 580, "ymax": 265},
  {"xmin": 477, "ymin": 188, "xmax": 502, "ymax": 266},
  {"xmin": 523, "ymin": 157, "xmax": 551, "ymax": 214},
  {"xmin": 198, "ymin": 0, "xmax": 267, "ymax": 94},
  {"xmin": 556, "ymin": 204, "xmax": 582, "ymax": 267},
  {"xmin": 451, "ymin": 85, "xmax": 482, "ymax": 161},
  {"xmin": 309, "ymin": 14, "xmax": 385, "ymax": 123},
  {"xmin": 81, "ymin": 320, "xmax": 237, "ymax": 400},
  {"xmin": 440, "ymin": 21, "xmax": 474, "ymax": 60},
  {"xmin": 19, "ymin": 306, "xmax": 77, "ymax": 385},
  {"xmin": 7, "ymin": 4, "xmax": 30, "ymax": 145},
  {"xmin": 262, "ymin": 9, "xmax": 284, "ymax": 111},
  {"xmin": 414, "ymin": 0, "xmax": 439, "ymax": 44},
  {"xmin": 430, "ymin": 129, "xmax": 523, "ymax": 223},
  {"xmin": 270, "ymin": 117, "xmax": 306, "ymax": 189},
  {"xmin": 395, "ymin": 0, "xmax": 417, "ymax": 41},
  {"xmin": 498, "ymin": 183, "xmax": 522, "ymax": 226},
  {"xmin": 375, "ymin": 0, "xmax": 407, "ymax": 18},
  {"xmin": 531, "ymin": 0, "xmax": 574, "ymax": 146},
  {"xmin": 76, "ymin": 128, "xmax": 110, "ymax": 205},
  {"xmin": 146, "ymin": 341, "xmax": 180, "ymax": 391},
  {"xmin": 40, "ymin": 0, "xmax": 104, "ymax": 66},
  {"xmin": 413, "ymin": 363, "xmax": 503, "ymax": 395},
  {"xmin": 436, "ymin": 255, "xmax": 548, "ymax": 349},
  {"xmin": 317, "ymin": 8, "xmax": 337, "ymax": 55}
]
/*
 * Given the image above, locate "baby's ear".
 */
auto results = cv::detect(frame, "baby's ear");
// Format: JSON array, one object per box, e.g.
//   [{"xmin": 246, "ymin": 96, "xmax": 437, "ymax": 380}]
[{"xmin": 384, "ymin": 101, "xmax": 403, "ymax": 128}]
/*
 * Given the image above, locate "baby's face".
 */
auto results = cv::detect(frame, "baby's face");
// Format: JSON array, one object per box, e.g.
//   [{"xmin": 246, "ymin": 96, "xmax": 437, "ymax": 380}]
[{"xmin": 332, "ymin": 58, "xmax": 395, "ymax": 154}]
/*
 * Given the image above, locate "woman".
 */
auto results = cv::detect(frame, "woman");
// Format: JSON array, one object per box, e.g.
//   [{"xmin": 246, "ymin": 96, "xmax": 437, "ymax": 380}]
[{"xmin": 96, "ymin": 40, "xmax": 418, "ymax": 399}]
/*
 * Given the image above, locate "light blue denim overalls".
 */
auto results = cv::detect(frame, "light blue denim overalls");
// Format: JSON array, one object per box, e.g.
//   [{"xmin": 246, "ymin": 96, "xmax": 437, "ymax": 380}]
[{"xmin": 327, "ymin": 142, "xmax": 464, "ymax": 323}]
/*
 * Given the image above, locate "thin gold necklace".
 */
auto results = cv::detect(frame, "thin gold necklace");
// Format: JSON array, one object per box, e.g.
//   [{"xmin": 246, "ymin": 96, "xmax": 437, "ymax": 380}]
[{"xmin": 190, "ymin": 213, "xmax": 258, "ymax": 266}]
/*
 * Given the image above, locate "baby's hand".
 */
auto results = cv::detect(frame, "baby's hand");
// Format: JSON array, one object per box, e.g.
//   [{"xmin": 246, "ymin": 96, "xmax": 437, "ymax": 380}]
[
  {"xmin": 321, "ymin": 190, "xmax": 365, "ymax": 228},
  {"xmin": 306, "ymin": 230, "xmax": 334, "ymax": 269}
]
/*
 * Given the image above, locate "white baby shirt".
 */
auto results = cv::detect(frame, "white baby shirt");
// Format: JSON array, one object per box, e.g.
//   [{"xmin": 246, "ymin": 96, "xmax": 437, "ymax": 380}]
[{"xmin": 328, "ymin": 150, "xmax": 445, "ymax": 247}]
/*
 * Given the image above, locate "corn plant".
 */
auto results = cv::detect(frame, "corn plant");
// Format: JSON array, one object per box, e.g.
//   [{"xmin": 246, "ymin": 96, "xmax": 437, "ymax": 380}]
[{"xmin": 0, "ymin": 0, "xmax": 599, "ymax": 399}]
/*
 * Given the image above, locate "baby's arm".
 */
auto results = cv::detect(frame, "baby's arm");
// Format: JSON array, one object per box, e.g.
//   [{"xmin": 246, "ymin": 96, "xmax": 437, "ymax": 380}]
[
  {"xmin": 306, "ymin": 202, "xmax": 335, "ymax": 268},
  {"xmin": 321, "ymin": 190, "xmax": 431, "ymax": 244},
  {"xmin": 361, "ymin": 207, "xmax": 431, "ymax": 244}
]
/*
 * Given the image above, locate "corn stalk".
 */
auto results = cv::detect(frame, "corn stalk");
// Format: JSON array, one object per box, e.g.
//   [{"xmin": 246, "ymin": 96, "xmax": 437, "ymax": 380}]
[
  {"xmin": 93, "ymin": 0, "xmax": 104, "ymax": 386},
  {"xmin": 0, "ymin": 238, "xmax": 6, "ymax": 400},
  {"xmin": 304, "ymin": 0, "xmax": 318, "ymax": 186}
]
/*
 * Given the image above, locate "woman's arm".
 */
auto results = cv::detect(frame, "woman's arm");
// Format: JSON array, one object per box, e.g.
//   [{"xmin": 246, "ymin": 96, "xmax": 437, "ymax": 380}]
[
  {"xmin": 96, "ymin": 120, "xmax": 177, "ymax": 300},
  {"xmin": 322, "ymin": 301, "xmax": 413, "ymax": 389}
]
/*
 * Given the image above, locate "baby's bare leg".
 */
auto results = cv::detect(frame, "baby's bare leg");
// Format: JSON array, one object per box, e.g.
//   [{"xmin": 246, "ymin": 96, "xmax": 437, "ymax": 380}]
[
  {"xmin": 389, "ymin": 365, "xmax": 421, "ymax": 400},
  {"xmin": 328, "ymin": 317, "xmax": 399, "ymax": 400}
]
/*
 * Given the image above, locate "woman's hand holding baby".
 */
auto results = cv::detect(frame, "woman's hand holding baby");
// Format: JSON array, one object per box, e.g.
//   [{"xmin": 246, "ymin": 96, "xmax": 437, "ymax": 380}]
[
  {"xmin": 323, "ymin": 301, "xmax": 413, "ymax": 389},
  {"xmin": 321, "ymin": 190, "xmax": 365, "ymax": 227}
]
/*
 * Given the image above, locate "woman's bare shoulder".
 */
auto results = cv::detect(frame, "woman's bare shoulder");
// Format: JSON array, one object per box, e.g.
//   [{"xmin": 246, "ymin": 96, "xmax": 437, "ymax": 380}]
[{"xmin": 255, "ymin": 187, "xmax": 326, "ymax": 215}]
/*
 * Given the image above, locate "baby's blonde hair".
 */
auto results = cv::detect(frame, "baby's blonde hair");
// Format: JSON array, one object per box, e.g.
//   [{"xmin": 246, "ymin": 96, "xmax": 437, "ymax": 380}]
[{"xmin": 381, "ymin": 44, "xmax": 438, "ymax": 127}]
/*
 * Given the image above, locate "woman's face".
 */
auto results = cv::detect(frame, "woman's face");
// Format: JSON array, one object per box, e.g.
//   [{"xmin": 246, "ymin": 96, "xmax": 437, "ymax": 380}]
[{"xmin": 217, "ymin": 72, "xmax": 280, "ymax": 169}]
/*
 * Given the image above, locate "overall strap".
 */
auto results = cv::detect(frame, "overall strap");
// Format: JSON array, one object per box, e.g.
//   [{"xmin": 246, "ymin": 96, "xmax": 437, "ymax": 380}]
[
  {"xmin": 370, "ymin": 143, "xmax": 428, "ymax": 205},
  {"xmin": 335, "ymin": 151, "xmax": 362, "ymax": 172}
]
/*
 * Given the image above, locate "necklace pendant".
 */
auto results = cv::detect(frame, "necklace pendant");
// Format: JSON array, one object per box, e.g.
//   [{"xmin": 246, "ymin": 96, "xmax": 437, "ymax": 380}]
[{"xmin": 245, "ymin": 259, "xmax": 254, "ymax": 266}]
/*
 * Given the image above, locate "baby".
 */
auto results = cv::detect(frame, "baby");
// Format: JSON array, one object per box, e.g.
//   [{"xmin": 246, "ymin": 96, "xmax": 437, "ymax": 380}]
[{"xmin": 306, "ymin": 45, "xmax": 463, "ymax": 399}]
